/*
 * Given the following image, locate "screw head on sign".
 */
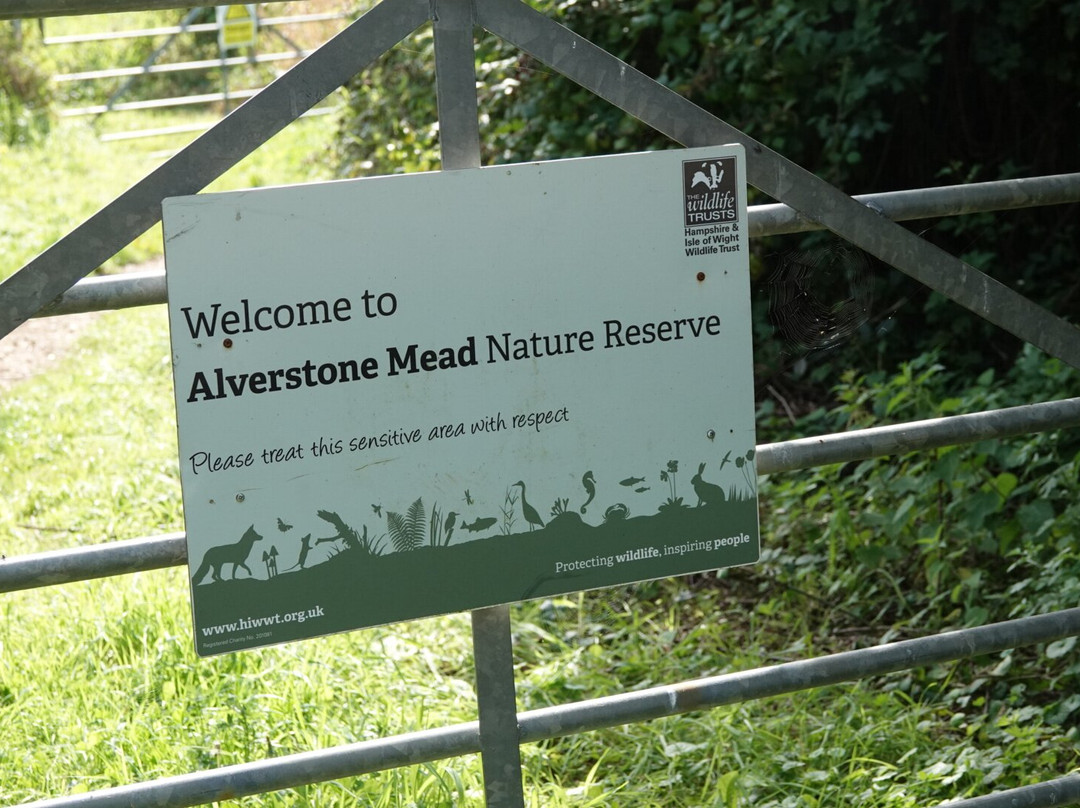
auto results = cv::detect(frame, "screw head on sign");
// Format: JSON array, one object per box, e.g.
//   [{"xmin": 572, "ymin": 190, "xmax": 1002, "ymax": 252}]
[
  {"xmin": 236, "ymin": 493, "xmax": 245, "ymax": 503},
  {"xmin": 707, "ymin": 429, "xmax": 716, "ymax": 440},
  {"xmin": 696, "ymin": 272, "xmax": 706, "ymax": 282},
  {"xmin": 223, "ymin": 338, "xmax": 233, "ymax": 348}
]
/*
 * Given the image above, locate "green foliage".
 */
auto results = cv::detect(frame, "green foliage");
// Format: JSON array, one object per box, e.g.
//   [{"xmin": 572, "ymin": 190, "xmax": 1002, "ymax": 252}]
[
  {"xmin": 0, "ymin": 27, "xmax": 55, "ymax": 147},
  {"xmin": 2, "ymin": 307, "xmax": 1079, "ymax": 803},
  {"xmin": 336, "ymin": 0, "xmax": 1080, "ymax": 384},
  {"xmin": 334, "ymin": 31, "xmax": 442, "ymax": 176},
  {"xmin": 40, "ymin": 9, "xmax": 261, "ymax": 109},
  {"xmin": 0, "ymin": 112, "xmax": 339, "ymax": 283},
  {"xmin": 752, "ymin": 347, "xmax": 1080, "ymax": 746},
  {"xmin": 4, "ymin": 7, "xmax": 1080, "ymax": 799}
]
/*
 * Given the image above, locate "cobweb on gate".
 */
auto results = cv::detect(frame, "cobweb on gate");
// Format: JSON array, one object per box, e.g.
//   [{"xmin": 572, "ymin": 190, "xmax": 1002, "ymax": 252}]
[{"xmin": 767, "ymin": 243, "xmax": 875, "ymax": 354}]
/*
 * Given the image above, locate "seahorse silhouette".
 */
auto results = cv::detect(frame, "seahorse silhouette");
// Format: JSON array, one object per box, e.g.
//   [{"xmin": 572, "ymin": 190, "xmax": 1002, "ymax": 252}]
[{"xmin": 580, "ymin": 470, "xmax": 596, "ymax": 514}]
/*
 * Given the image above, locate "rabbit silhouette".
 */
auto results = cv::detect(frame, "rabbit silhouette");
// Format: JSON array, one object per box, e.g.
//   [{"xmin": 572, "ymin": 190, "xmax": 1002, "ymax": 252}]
[{"xmin": 690, "ymin": 462, "xmax": 726, "ymax": 506}]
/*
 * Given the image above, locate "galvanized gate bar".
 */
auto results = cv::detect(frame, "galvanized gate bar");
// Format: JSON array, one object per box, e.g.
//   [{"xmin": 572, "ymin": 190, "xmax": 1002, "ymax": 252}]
[
  {"xmin": 0, "ymin": 533, "xmax": 187, "ymax": 592},
  {"xmin": 932, "ymin": 775, "xmax": 1080, "ymax": 808},
  {"xmin": 53, "ymin": 50, "xmax": 316, "ymax": 83},
  {"xmin": 41, "ymin": 13, "xmax": 346, "ymax": 44},
  {"xmin": 96, "ymin": 5, "xmax": 204, "ymax": 117},
  {"xmin": 432, "ymin": 0, "xmax": 527, "ymax": 802},
  {"xmin": 22, "ymin": 723, "xmax": 483, "ymax": 808},
  {"xmin": 473, "ymin": 0, "xmax": 1080, "ymax": 369},
  {"xmin": 433, "ymin": 0, "xmax": 482, "ymax": 171},
  {"xmin": 0, "ymin": 0, "xmax": 227, "ymax": 19},
  {"xmin": 471, "ymin": 605, "xmax": 527, "ymax": 807},
  {"xmin": 516, "ymin": 607, "xmax": 1080, "ymax": 743},
  {"xmin": 754, "ymin": 396, "xmax": 1080, "ymax": 475},
  {"xmin": 0, "ymin": 0, "xmax": 431, "ymax": 342},
  {"xmin": 31, "ymin": 173, "xmax": 1080, "ymax": 319},
  {"xmin": 5, "ymin": 396, "xmax": 1079, "ymax": 593},
  {"xmin": 36, "ymin": 269, "xmax": 168, "ymax": 317},
  {"xmin": 17, "ymin": 607, "xmax": 1080, "ymax": 808},
  {"xmin": 751, "ymin": 172, "xmax": 1080, "ymax": 238}
]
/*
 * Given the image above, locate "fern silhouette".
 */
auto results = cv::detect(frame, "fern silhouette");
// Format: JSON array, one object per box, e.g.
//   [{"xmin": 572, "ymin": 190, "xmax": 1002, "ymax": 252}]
[{"xmin": 387, "ymin": 498, "xmax": 426, "ymax": 552}]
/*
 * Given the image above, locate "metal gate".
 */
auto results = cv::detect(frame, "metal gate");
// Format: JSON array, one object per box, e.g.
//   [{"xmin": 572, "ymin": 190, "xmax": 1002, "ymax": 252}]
[
  {"xmin": 2, "ymin": 1, "xmax": 1080, "ymax": 806},
  {"xmin": 46, "ymin": 4, "xmax": 347, "ymax": 140}
]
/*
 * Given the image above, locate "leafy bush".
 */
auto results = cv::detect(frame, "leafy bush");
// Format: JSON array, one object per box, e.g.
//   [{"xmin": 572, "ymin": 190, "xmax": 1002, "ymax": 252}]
[
  {"xmin": 748, "ymin": 346, "xmax": 1080, "ymax": 736},
  {"xmin": 0, "ymin": 28, "xmax": 55, "ymax": 147},
  {"xmin": 335, "ymin": 0, "xmax": 1080, "ymax": 386}
]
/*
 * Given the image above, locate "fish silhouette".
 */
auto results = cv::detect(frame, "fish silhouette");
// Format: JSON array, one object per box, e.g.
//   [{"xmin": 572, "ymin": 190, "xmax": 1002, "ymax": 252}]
[
  {"xmin": 462, "ymin": 516, "xmax": 497, "ymax": 533},
  {"xmin": 620, "ymin": 476, "xmax": 645, "ymax": 487}
]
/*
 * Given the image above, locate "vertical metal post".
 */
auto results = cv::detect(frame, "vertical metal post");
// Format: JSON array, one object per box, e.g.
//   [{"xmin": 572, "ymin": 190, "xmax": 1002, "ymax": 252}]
[
  {"xmin": 433, "ymin": 1, "xmax": 525, "ymax": 805},
  {"xmin": 470, "ymin": 605, "xmax": 526, "ymax": 807},
  {"xmin": 433, "ymin": 0, "xmax": 482, "ymax": 170}
]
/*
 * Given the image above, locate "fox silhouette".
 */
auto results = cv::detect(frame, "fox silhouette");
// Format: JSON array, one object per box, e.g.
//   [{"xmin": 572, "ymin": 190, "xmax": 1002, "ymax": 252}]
[{"xmin": 191, "ymin": 525, "xmax": 263, "ymax": 584}]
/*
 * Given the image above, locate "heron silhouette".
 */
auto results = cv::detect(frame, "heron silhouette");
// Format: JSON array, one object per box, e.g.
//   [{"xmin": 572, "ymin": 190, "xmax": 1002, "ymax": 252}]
[{"xmin": 513, "ymin": 481, "xmax": 545, "ymax": 531}]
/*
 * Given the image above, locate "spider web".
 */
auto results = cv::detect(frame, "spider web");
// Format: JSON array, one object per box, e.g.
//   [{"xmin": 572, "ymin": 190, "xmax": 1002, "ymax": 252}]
[{"xmin": 767, "ymin": 243, "xmax": 875, "ymax": 354}]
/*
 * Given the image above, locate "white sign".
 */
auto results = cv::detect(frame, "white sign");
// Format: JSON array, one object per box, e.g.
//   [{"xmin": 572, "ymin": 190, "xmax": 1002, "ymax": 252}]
[{"xmin": 164, "ymin": 146, "xmax": 758, "ymax": 655}]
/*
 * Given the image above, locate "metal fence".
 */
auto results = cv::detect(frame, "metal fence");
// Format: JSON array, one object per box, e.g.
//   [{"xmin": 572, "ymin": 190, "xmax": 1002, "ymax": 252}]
[
  {"xmin": 42, "ymin": 3, "xmax": 347, "ymax": 139},
  {"xmin": 2, "ymin": 0, "xmax": 1080, "ymax": 806}
]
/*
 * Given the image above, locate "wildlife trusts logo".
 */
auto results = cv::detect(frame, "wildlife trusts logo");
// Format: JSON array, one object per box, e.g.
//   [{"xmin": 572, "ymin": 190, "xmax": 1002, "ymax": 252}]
[{"xmin": 682, "ymin": 158, "xmax": 738, "ymax": 227}]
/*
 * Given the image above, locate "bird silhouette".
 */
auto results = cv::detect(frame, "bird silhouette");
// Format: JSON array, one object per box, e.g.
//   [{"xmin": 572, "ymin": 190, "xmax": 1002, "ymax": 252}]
[
  {"xmin": 580, "ymin": 470, "xmax": 596, "ymax": 514},
  {"xmin": 276, "ymin": 517, "xmax": 293, "ymax": 532},
  {"xmin": 513, "ymin": 480, "xmax": 545, "ymax": 531},
  {"xmin": 719, "ymin": 449, "xmax": 733, "ymax": 471},
  {"xmin": 444, "ymin": 511, "xmax": 458, "ymax": 544}
]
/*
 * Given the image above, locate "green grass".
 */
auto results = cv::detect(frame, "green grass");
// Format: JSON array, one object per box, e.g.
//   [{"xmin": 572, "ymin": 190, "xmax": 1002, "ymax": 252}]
[
  {"xmin": 2, "ymin": 315, "xmax": 1076, "ymax": 804},
  {"xmin": 1, "ymin": 108, "xmax": 342, "ymax": 282}
]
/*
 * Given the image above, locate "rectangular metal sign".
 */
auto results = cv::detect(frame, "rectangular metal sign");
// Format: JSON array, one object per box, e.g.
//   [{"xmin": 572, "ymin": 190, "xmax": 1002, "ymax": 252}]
[
  {"xmin": 217, "ymin": 4, "xmax": 257, "ymax": 51},
  {"xmin": 163, "ymin": 146, "xmax": 759, "ymax": 655}
]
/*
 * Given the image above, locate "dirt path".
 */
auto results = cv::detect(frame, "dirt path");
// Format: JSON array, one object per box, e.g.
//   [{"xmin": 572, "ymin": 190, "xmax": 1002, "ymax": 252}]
[
  {"xmin": 0, "ymin": 312, "xmax": 103, "ymax": 391},
  {"xmin": 0, "ymin": 259, "xmax": 164, "ymax": 391}
]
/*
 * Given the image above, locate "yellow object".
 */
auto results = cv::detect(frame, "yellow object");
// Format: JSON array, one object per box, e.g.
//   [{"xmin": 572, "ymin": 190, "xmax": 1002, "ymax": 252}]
[{"xmin": 219, "ymin": 5, "xmax": 257, "ymax": 50}]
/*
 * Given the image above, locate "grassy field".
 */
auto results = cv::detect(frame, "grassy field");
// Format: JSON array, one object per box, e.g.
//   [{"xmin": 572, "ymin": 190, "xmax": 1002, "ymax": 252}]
[
  {"xmin": 0, "ymin": 111, "xmax": 342, "ymax": 281},
  {"xmin": 3, "ymin": 11, "xmax": 1080, "ymax": 806},
  {"xmin": 3, "ymin": 314, "xmax": 1076, "ymax": 805}
]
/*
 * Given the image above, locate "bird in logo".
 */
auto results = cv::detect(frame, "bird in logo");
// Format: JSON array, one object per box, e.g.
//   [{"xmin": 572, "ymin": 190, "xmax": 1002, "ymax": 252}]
[{"xmin": 691, "ymin": 161, "xmax": 724, "ymax": 191}]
